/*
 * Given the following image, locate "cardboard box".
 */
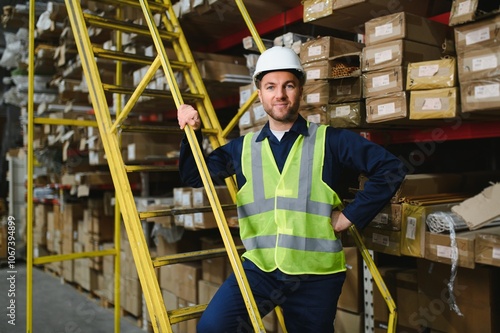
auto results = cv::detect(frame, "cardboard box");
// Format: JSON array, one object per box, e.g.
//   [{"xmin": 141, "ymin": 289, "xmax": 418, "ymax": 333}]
[
  {"xmin": 362, "ymin": 227, "xmax": 401, "ymax": 256},
  {"xmin": 416, "ymin": 259, "xmax": 500, "ymax": 333},
  {"xmin": 451, "ymin": 183, "xmax": 500, "ymax": 230},
  {"xmin": 406, "ymin": 58, "xmax": 456, "ymax": 90},
  {"xmin": 198, "ymin": 279, "xmax": 220, "ymax": 304},
  {"xmin": 392, "ymin": 173, "xmax": 464, "ymax": 204},
  {"xmin": 365, "ymin": 91, "xmax": 408, "ymax": 123},
  {"xmin": 329, "ymin": 76, "xmax": 363, "ymax": 103},
  {"xmin": 454, "ymin": 15, "xmax": 500, "ymax": 54},
  {"xmin": 299, "ymin": 106, "xmax": 330, "ymax": 125},
  {"xmin": 395, "ymin": 269, "xmax": 421, "ymax": 331},
  {"xmin": 160, "ymin": 263, "xmax": 201, "ymax": 303},
  {"xmin": 369, "ymin": 203, "xmax": 402, "ymax": 231},
  {"xmin": 334, "ymin": 309, "xmax": 364, "ymax": 333},
  {"xmin": 401, "ymin": 202, "xmax": 460, "ymax": 258},
  {"xmin": 300, "ymin": 36, "xmax": 363, "ymax": 64},
  {"xmin": 337, "ymin": 247, "xmax": 363, "ymax": 313},
  {"xmin": 363, "ymin": 66, "xmax": 405, "ymax": 98},
  {"xmin": 474, "ymin": 226, "xmax": 500, "ymax": 267},
  {"xmin": 362, "ymin": 39, "xmax": 443, "ymax": 72},
  {"xmin": 460, "ymin": 77, "xmax": 500, "ymax": 112},
  {"xmin": 458, "ymin": 45, "xmax": 500, "ymax": 82},
  {"xmin": 409, "ymin": 87, "xmax": 458, "ymax": 120},
  {"xmin": 424, "ymin": 229, "xmax": 490, "ymax": 269},
  {"xmin": 329, "ymin": 101, "xmax": 365, "ymax": 128},
  {"xmin": 364, "ymin": 11, "xmax": 450, "ymax": 47},
  {"xmin": 302, "ymin": 80, "xmax": 330, "ymax": 106},
  {"xmin": 449, "ymin": 0, "xmax": 479, "ymax": 26}
]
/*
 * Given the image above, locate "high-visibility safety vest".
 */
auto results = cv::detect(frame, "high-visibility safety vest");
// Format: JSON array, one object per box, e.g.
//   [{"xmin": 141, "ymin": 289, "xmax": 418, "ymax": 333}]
[{"xmin": 237, "ymin": 122, "xmax": 346, "ymax": 275}]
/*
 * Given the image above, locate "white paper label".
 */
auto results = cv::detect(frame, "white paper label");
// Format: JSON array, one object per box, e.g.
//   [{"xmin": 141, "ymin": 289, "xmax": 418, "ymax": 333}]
[
  {"xmin": 374, "ymin": 49, "xmax": 392, "ymax": 64},
  {"xmin": 307, "ymin": 69, "xmax": 321, "ymax": 80},
  {"xmin": 377, "ymin": 102, "xmax": 396, "ymax": 115},
  {"xmin": 472, "ymin": 55, "xmax": 498, "ymax": 71},
  {"xmin": 375, "ymin": 23, "xmax": 393, "ymax": 37},
  {"xmin": 475, "ymin": 83, "xmax": 500, "ymax": 99},
  {"xmin": 422, "ymin": 98, "xmax": 443, "ymax": 110},
  {"xmin": 436, "ymin": 245, "xmax": 453, "ymax": 259},
  {"xmin": 308, "ymin": 45, "xmax": 322, "ymax": 57},
  {"xmin": 406, "ymin": 217, "xmax": 417, "ymax": 240},
  {"xmin": 372, "ymin": 74, "xmax": 390, "ymax": 88},
  {"xmin": 253, "ymin": 104, "xmax": 267, "ymax": 121},
  {"xmin": 239, "ymin": 111, "xmax": 251, "ymax": 126},
  {"xmin": 457, "ymin": 0, "xmax": 472, "ymax": 15},
  {"xmin": 335, "ymin": 105, "xmax": 351, "ymax": 117},
  {"xmin": 193, "ymin": 191, "xmax": 203, "ymax": 206},
  {"xmin": 373, "ymin": 233, "xmax": 389, "ymax": 247},
  {"xmin": 307, "ymin": 93, "xmax": 320, "ymax": 104},
  {"xmin": 465, "ymin": 27, "xmax": 490, "ymax": 46},
  {"xmin": 493, "ymin": 247, "xmax": 500, "ymax": 259},
  {"xmin": 181, "ymin": 192, "xmax": 191, "ymax": 207},
  {"xmin": 418, "ymin": 64, "xmax": 439, "ymax": 77},
  {"xmin": 127, "ymin": 143, "xmax": 136, "ymax": 160},
  {"xmin": 194, "ymin": 212, "xmax": 203, "ymax": 223},
  {"xmin": 310, "ymin": 3, "xmax": 325, "ymax": 13},
  {"xmin": 184, "ymin": 214, "xmax": 194, "ymax": 228}
]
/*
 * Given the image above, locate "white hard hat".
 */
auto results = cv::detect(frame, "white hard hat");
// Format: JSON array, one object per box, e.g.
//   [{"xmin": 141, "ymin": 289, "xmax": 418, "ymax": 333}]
[{"xmin": 253, "ymin": 46, "xmax": 304, "ymax": 85}]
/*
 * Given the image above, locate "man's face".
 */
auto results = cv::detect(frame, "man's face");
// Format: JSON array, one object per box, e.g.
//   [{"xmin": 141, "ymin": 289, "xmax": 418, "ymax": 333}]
[{"xmin": 257, "ymin": 71, "xmax": 303, "ymax": 128}]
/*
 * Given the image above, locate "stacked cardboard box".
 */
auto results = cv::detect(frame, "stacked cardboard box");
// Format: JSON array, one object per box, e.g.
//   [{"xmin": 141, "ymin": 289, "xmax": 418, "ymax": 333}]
[
  {"xmin": 172, "ymin": 186, "xmax": 236, "ymax": 230},
  {"xmin": 299, "ymin": 36, "xmax": 364, "ymax": 125},
  {"xmin": 362, "ymin": 12, "xmax": 449, "ymax": 123},
  {"xmin": 407, "ymin": 58, "xmax": 459, "ymax": 120},
  {"xmin": 455, "ymin": 14, "xmax": 500, "ymax": 114}
]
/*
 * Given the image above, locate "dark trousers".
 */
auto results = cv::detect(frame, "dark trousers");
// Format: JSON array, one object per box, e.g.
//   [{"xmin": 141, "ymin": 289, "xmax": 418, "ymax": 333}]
[{"xmin": 197, "ymin": 259, "xmax": 346, "ymax": 333}]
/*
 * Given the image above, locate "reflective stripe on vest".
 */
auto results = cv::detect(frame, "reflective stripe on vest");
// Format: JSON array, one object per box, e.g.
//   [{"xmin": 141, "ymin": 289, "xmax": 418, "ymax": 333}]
[{"xmin": 237, "ymin": 122, "xmax": 345, "ymax": 275}]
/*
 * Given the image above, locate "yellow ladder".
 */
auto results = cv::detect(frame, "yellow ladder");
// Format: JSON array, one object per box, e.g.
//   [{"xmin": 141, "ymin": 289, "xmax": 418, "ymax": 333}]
[{"xmin": 63, "ymin": 0, "xmax": 264, "ymax": 332}]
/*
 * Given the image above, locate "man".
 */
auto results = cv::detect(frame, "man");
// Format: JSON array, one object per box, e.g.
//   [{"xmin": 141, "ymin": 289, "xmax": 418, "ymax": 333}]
[{"xmin": 177, "ymin": 46, "xmax": 406, "ymax": 333}]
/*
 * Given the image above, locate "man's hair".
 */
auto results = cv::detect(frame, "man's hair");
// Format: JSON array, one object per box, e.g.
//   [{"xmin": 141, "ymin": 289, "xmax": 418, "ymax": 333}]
[{"xmin": 255, "ymin": 69, "xmax": 305, "ymax": 89}]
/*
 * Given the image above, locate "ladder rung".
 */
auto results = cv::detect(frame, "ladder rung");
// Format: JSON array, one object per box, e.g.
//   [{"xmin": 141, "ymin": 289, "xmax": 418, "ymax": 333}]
[
  {"xmin": 168, "ymin": 304, "xmax": 207, "ymax": 324},
  {"xmin": 120, "ymin": 124, "xmax": 182, "ymax": 133},
  {"xmin": 90, "ymin": 0, "xmax": 171, "ymax": 13},
  {"xmin": 102, "ymin": 83, "xmax": 205, "ymax": 100},
  {"xmin": 125, "ymin": 165, "xmax": 178, "ymax": 173},
  {"xmin": 139, "ymin": 204, "xmax": 237, "ymax": 220},
  {"xmin": 152, "ymin": 246, "xmax": 246, "ymax": 267},
  {"xmin": 83, "ymin": 13, "xmax": 179, "ymax": 40},
  {"xmin": 92, "ymin": 46, "xmax": 191, "ymax": 70}
]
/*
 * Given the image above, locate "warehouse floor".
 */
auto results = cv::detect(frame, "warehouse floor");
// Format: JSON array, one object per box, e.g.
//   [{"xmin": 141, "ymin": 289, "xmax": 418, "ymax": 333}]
[{"xmin": 0, "ymin": 261, "xmax": 144, "ymax": 333}]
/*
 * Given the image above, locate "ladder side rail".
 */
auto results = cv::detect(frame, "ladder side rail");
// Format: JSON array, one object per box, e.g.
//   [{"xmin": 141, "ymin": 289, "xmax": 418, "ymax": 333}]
[
  {"xmin": 64, "ymin": 1, "xmax": 172, "ymax": 332},
  {"xmin": 141, "ymin": 1, "xmax": 265, "ymax": 331},
  {"xmin": 26, "ymin": 1, "xmax": 37, "ymax": 331},
  {"xmin": 349, "ymin": 225, "xmax": 398, "ymax": 333}
]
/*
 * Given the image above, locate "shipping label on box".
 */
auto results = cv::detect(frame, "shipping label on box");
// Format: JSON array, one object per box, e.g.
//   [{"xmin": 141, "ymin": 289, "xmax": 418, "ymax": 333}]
[
  {"xmin": 406, "ymin": 58, "xmax": 456, "ymax": 90},
  {"xmin": 409, "ymin": 87, "xmax": 458, "ymax": 120}
]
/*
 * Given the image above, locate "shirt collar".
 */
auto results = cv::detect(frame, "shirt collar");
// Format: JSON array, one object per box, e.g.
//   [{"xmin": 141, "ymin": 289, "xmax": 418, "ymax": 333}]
[{"xmin": 255, "ymin": 115, "xmax": 310, "ymax": 142}]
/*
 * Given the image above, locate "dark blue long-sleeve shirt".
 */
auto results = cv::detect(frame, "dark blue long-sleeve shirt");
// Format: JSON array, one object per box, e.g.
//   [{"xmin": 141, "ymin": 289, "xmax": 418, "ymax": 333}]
[{"xmin": 179, "ymin": 115, "xmax": 406, "ymax": 230}]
